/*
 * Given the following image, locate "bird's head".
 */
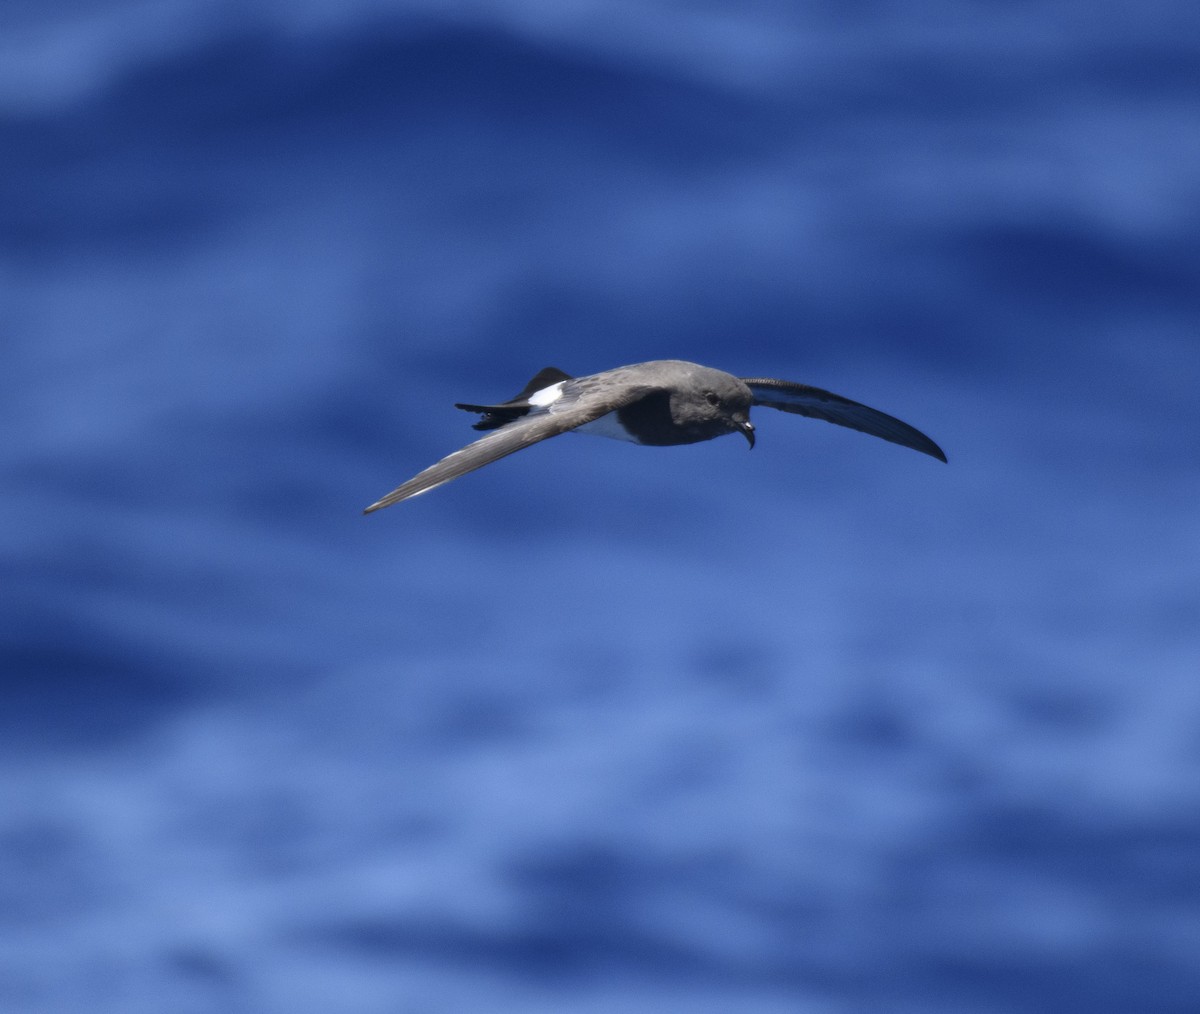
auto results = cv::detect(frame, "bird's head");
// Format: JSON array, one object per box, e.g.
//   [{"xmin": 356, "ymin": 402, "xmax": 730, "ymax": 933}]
[{"xmin": 674, "ymin": 373, "xmax": 755, "ymax": 447}]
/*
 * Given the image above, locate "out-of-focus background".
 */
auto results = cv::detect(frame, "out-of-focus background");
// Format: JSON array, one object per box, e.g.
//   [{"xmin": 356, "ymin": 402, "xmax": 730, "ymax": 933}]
[{"xmin": 4, "ymin": 2, "xmax": 1199, "ymax": 1011}]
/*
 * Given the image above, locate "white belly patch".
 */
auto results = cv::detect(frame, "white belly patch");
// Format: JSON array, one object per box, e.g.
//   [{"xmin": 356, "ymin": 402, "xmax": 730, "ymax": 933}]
[{"xmin": 575, "ymin": 411, "xmax": 636, "ymax": 442}]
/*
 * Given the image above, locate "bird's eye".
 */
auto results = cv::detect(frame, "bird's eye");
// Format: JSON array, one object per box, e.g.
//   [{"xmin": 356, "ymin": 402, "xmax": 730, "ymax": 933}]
[{"xmin": 704, "ymin": 391, "xmax": 720, "ymax": 406}]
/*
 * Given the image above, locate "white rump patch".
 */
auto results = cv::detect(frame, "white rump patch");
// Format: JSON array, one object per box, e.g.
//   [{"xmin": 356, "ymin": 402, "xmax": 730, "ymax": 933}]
[{"xmin": 527, "ymin": 381, "xmax": 565, "ymax": 408}]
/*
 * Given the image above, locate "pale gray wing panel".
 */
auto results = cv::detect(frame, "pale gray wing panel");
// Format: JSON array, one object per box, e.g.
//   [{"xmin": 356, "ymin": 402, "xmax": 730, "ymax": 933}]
[{"xmin": 364, "ymin": 382, "xmax": 653, "ymax": 511}]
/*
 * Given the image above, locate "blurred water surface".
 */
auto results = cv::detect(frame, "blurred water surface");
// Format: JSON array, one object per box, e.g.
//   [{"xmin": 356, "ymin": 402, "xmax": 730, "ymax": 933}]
[{"xmin": 3, "ymin": 2, "xmax": 1199, "ymax": 1011}]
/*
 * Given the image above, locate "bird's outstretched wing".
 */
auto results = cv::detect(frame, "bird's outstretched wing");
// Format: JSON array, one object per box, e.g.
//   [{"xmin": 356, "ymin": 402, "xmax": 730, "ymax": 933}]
[
  {"xmin": 364, "ymin": 380, "xmax": 651, "ymax": 512},
  {"xmin": 742, "ymin": 378, "xmax": 947, "ymax": 462}
]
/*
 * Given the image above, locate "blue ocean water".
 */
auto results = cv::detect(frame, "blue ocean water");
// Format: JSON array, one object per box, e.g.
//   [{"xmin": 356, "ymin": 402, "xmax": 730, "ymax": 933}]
[{"xmin": 3, "ymin": 2, "xmax": 1199, "ymax": 1011}]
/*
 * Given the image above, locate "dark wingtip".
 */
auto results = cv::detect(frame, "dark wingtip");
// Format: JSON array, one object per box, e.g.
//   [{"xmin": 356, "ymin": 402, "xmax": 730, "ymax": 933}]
[{"xmin": 362, "ymin": 494, "xmax": 399, "ymax": 514}]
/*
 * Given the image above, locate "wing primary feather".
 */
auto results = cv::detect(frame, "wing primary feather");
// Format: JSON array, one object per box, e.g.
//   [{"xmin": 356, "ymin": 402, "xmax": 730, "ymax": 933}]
[
  {"xmin": 364, "ymin": 378, "xmax": 648, "ymax": 512},
  {"xmin": 363, "ymin": 416, "xmax": 565, "ymax": 511},
  {"xmin": 742, "ymin": 378, "xmax": 947, "ymax": 462}
]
